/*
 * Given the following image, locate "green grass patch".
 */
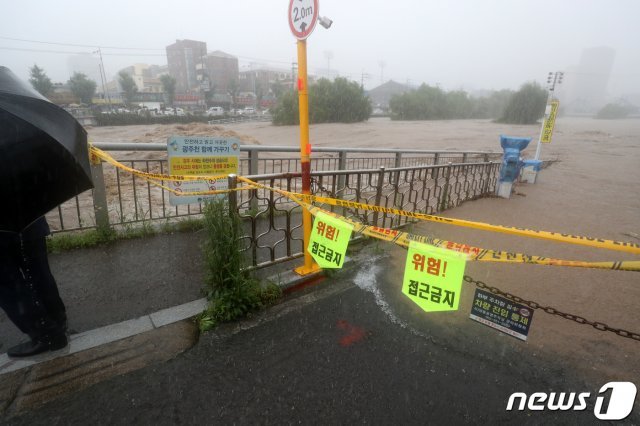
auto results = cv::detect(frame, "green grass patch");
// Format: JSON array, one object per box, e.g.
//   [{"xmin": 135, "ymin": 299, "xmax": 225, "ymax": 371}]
[
  {"xmin": 47, "ymin": 218, "xmax": 205, "ymax": 253},
  {"xmin": 198, "ymin": 198, "xmax": 282, "ymax": 332}
]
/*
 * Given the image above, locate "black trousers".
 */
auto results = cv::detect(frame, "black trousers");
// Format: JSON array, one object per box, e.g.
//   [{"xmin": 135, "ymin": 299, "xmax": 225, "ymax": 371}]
[{"xmin": 0, "ymin": 233, "xmax": 66, "ymax": 339}]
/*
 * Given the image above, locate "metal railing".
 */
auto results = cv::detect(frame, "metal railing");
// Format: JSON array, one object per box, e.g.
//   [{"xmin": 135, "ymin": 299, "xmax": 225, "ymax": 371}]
[
  {"xmin": 47, "ymin": 144, "xmax": 501, "ymax": 268},
  {"xmin": 227, "ymin": 162, "xmax": 500, "ymax": 269}
]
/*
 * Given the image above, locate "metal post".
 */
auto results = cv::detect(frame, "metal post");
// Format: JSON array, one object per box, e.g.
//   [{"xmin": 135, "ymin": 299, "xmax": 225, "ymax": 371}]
[
  {"xmin": 228, "ymin": 174, "xmax": 238, "ymax": 216},
  {"xmin": 439, "ymin": 163, "xmax": 452, "ymax": 212},
  {"xmin": 373, "ymin": 167, "xmax": 385, "ymax": 226},
  {"xmin": 534, "ymin": 71, "xmax": 563, "ymax": 161},
  {"xmin": 90, "ymin": 161, "xmax": 110, "ymax": 230},
  {"xmin": 294, "ymin": 39, "xmax": 319, "ymax": 276},
  {"xmin": 534, "ymin": 94, "xmax": 551, "ymax": 161},
  {"xmin": 434, "ymin": 153, "xmax": 440, "ymax": 165},
  {"xmin": 394, "ymin": 152, "xmax": 403, "ymax": 168},
  {"xmin": 248, "ymin": 149, "xmax": 260, "ymax": 175},
  {"xmin": 393, "ymin": 151, "xmax": 402, "ymax": 188},
  {"xmin": 337, "ymin": 151, "xmax": 347, "ymax": 197},
  {"xmin": 482, "ymin": 162, "xmax": 492, "ymax": 195},
  {"xmin": 462, "ymin": 153, "xmax": 468, "ymax": 163},
  {"xmin": 248, "ymin": 150, "xmax": 259, "ymax": 213}
]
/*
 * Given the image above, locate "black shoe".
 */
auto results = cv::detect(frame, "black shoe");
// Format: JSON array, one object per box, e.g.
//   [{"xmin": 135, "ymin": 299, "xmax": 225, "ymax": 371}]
[{"xmin": 7, "ymin": 334, "xmax": 68, "ymax": 358}]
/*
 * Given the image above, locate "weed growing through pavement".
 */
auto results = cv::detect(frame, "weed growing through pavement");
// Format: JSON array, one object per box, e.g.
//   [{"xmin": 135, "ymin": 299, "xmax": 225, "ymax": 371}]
[{"xmin": 198, "ymin": 198, "xmax": 281, "ymax": 332}]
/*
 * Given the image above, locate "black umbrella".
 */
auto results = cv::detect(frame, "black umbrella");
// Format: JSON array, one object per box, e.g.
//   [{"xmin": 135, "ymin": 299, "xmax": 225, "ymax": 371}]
[{"xmin": 0, "ymin": 66, "xmax": 93, "ymax": 233}]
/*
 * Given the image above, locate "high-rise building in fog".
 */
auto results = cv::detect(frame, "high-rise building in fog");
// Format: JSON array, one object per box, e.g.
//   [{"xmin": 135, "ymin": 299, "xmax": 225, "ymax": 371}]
[
  {"xmin": 563, "ymin": 46, "xmax": 616, "ymax": 114},
  {"xmin": 166, "ymin": 39, "xmax": 207, "ymax": 94},
  {"xmin": 204, "ymin": 51, "xmax": 239, "ymax": 94}
]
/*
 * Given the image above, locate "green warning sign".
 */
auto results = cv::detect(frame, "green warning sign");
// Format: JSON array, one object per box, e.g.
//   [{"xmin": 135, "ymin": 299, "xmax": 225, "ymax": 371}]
[
  {"xmin": 308, "ymin": 212, "xmax": 353, "ymax": 269},
  {"xmin": 402, "ymin": 241, "xmax": 467, "ymax": 312}
]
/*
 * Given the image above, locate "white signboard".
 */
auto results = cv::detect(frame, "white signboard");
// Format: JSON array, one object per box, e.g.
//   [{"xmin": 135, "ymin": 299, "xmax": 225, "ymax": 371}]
[
  {"xmin": 288, "ymin": 0, "xmax": 319, "ymax": 40},
  {"xmin": 167, "ymin": 136, "xmax": 240, "ymax": 205}
]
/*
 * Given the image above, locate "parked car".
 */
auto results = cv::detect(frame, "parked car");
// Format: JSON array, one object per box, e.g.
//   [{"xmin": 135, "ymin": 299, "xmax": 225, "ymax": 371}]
[
  {"xmin": 164, "ymin": 107, "xmax": 185, "ymax": 116},
  {"xmin": 205, "ymin": 106, "xmax": 224, "ymax": 117},
  {"xmin": 243, "ymin": 107, "xmax": 256, "ymax": 115}
]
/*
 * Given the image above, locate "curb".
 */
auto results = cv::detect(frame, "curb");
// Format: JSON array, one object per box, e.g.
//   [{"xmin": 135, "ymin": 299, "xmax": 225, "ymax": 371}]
[
  {"xmin": 0, "ymin": 298, "xmax": 207, "ymax": 376},
  {"xmin": 0, "ymin": 268, "xmax": 326, "ymax": 377}
]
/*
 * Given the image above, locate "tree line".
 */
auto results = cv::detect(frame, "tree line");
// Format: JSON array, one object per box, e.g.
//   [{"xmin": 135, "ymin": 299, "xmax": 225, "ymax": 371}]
[
  {"xmin": 272, "ymin": 77, "xmax": 371, "ymax": 125},
  {"xmin": 27, "ymin": 64, "xmax": 177, "ymax": 107},
  {"xmin": 389, "ymin": 82, "xmax": 549, "ymax": 124},
  {"xmin": 272, "ymin": 79, "xmax": 551, "ymax": 126}
]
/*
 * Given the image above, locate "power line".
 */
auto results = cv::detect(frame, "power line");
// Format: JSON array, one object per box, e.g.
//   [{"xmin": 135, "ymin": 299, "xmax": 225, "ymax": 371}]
[
  {"xmin": 235, "ymin": 54, "xmax": 292, "ymax": 66},
  {"xmin": 0, "ymin": 35, "xmax": 163, "ymax": 51},
  {"xmin": 0, "ymin": 46, "xmax": 88, "ymax": 55},
  {"xmin": 101, "ymin": 52, "xmax": 165, "ymax": 57},
  {"xmin": 0, "ymin": 46, "xmax": 165, "ymax": 57}
]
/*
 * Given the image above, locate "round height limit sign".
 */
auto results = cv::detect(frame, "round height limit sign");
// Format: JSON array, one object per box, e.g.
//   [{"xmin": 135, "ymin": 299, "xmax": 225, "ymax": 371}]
[{"xmin": 288, "ymin": 0, "xmax": 319, "ymax": 40}]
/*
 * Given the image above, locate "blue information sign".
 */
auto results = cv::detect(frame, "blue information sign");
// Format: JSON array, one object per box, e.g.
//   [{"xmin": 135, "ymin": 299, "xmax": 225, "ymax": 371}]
[{"xmin": 469, "ymin": 288, "xmax": 534, "ymax": 341}]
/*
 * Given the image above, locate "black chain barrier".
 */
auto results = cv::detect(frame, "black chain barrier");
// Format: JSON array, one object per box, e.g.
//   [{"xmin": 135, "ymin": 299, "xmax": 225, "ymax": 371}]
[{"xmin": 463, "ymin": 275, "xmax": 640, "ymax": 342}]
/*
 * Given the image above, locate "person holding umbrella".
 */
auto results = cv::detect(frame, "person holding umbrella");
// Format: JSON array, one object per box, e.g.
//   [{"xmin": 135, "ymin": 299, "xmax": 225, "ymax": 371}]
[
  {"xmin": 1, "ymin": 216, "xmax": 68, "ymax": 357},
  {"xmin": 0, "ymin": 67, "xmax": 93, "ymax": 357}
]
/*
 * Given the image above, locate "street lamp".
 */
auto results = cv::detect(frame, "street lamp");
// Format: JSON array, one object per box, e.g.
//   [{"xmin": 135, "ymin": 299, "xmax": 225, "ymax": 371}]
[{"xmin": 534, "ymin": 71, "xmax": 564, "ymax": 161}]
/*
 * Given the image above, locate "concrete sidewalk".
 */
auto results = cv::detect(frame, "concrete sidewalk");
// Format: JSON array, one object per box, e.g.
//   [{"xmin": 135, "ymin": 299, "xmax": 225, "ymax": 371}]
[
  {"xmin": 0, "ymin": 231, "xmax": 206, "ymax": 353},
  {"xmin": 0, "ymin": 226, "xmax": 302, "ymax": 352}
]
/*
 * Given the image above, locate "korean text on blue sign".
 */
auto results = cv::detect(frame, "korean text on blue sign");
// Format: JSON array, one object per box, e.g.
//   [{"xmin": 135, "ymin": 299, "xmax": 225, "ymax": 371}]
[{"xmin": 469, "ymin": 288, "xmax": 534, "ymax": 341}]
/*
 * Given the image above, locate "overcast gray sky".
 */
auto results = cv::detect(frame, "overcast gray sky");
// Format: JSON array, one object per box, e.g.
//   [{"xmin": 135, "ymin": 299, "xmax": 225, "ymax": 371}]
[{"xmin": 2, "ymin": 0, "xmax": 639, "ymax": 95}]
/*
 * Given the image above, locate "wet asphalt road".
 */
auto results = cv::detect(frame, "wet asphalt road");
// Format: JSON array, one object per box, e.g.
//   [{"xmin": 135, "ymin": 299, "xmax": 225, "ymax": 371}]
[
  {"xmin": 5, "ymin": 253, "xmax": 633, "ymax": 425},
  {"xmin": 0, "ymin": 218, "xmax": 302, "ymax": 352}
]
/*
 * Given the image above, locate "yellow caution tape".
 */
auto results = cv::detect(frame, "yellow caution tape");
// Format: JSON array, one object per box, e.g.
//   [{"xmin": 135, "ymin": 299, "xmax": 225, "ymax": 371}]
[
  {"xmin": 87, "ymin": 150, "xmax": 639, "ymax": 265},
  {"xmin": 246, "ymin": 179, "xmax": 638, "ymax": 271},
  {"xmin": 298, "ymin": 199, "xmax": 640, "ymax": 272},
  {"xmin": 238, "ymin": 177, "xmax": 640, "ymax": 256},
  {"xmin": 90, "ymin": 145, "xmax": 230, "ymax": 182}
]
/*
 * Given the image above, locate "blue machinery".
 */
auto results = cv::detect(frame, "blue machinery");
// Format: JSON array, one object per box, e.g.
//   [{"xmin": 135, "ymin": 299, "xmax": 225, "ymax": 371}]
[{"xmin": 496, "ymin": 135, "xmax": 531, "ymax": 198}]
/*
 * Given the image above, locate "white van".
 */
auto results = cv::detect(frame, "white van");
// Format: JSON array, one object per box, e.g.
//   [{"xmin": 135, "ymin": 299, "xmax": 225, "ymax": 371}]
[{"xmin": 206, "ymin": 107, "xmax": 224, "ymax": 117}]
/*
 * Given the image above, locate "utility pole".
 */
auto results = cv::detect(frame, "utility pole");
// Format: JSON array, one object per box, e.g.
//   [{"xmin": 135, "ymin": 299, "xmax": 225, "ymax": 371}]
[
  {"xmin": 94, "ymin": 50, "xmax": 108, "ymax": 104},
  {"xmin": 534, "ymin": 71, "xmax": 564, "ymax": 160},
  {"xmin": 361, "ymin": 71, "xmax": 370, "ymax": 89},
  {"xmin": 324, "ymin": 51, "xmax": 334, "ymax": 79},
  {"xmin": 95, "ymin": 48, "xmax": 112, "ymax": 106}
]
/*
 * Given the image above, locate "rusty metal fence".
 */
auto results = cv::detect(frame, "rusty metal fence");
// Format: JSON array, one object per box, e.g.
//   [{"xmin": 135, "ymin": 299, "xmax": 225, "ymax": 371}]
[{"xmin": 46, "ymin": 144, "xmax": 501, "ymax": 269}]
